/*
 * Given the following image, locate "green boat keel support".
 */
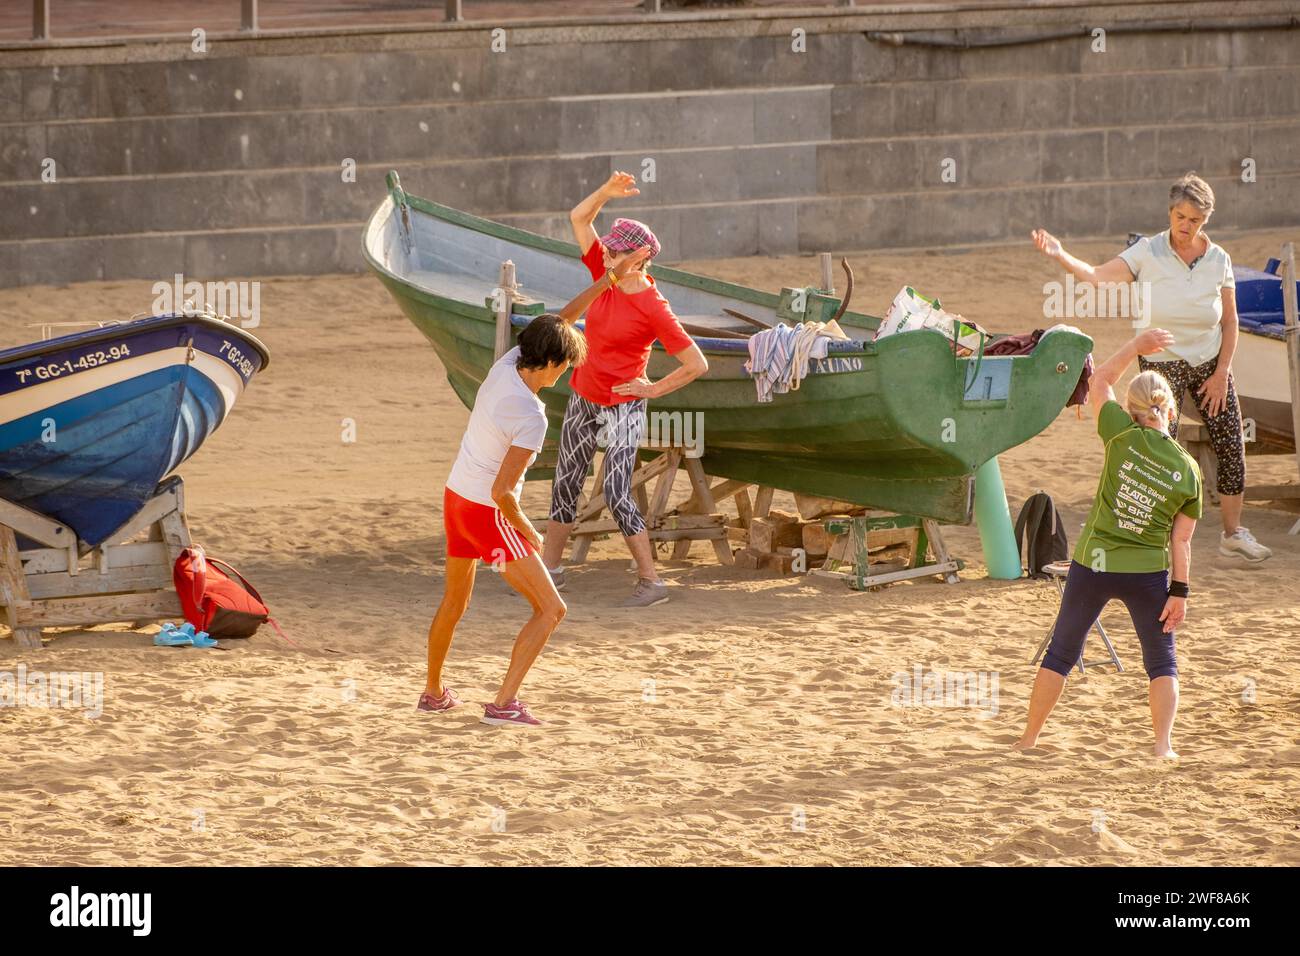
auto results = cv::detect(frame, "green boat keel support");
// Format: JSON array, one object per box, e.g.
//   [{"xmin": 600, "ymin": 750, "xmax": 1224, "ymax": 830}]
[{"xmin": 811, "ymin": 514, "xmax": 963, "ymax": 590}]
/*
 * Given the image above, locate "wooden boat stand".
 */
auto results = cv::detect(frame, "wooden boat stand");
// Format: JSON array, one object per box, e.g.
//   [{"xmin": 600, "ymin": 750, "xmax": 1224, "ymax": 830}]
[
  {"xmin": 0, "ymin": 478, "xmax": 191, "ymax": 649},
  {"xmin": 568, "ymin": 447, "xmax": 737, "ymax": 566},
  {"xmin": 561, "ymin": 448, "xmax": 964, "ymax": 590},
  {"xmin": 809, "ymin": 514, "xmax": 962, "ymax": 590}
]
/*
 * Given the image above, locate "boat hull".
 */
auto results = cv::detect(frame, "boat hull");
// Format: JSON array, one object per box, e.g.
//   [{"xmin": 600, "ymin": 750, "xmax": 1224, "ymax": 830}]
[
  {"xmin": 366, "ymin": 181, "xmax": 1093, "ymax": 524},
  {"xmin": 1234, "ymin": 327, "xmax": 1294, "ymax": 448},
  {"xmin": 0, "ymin": 316, "xmax": 268, "ymax": 546},
  {"xmin": 1231, "ymin": 262, "xmax": 1297, "ymax": 450}
]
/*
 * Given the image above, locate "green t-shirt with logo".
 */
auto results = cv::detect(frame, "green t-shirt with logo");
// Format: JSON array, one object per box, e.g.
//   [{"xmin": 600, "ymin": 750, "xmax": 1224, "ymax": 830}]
[{"xmin": 1073, "ymin": 401, "xmax": 1203, "ymax": 573}]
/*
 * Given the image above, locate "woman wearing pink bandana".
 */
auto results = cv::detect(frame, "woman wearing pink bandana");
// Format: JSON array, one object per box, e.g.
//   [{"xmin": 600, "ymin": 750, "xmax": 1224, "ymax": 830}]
[{"xmin": 542, "ymin": 171, "xmax": 708, "ymax": 607}]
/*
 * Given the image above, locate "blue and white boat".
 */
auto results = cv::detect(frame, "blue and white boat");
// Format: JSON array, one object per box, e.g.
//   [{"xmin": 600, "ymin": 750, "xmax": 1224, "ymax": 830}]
[{"xmin": 0, "ymin": 313, "xmax": 269, "ymax": 547}]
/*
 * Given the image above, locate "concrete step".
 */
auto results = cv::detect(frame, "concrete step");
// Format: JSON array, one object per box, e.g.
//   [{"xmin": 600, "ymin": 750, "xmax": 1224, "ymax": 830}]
[
  {"xmin": 6, "ymin": 114, "xmax": 1298, "ymax": 242},
  {"xmin": 6, "ymin": 170, "xmax": 1297, "ymax": 289},
  {"xmin": 0, "ymin": 222, "xmax": 361, "ymax": 289},
  {"xmin": 5, "ymin": 61, "xmax": 1298, "ymax": 183},
  {"xmin": 832, "ymin": 65, "xmax": 1300, "ymax": 139},
  {"xmin": 6, "ymin": 25, "xmax": 1299, "ymax": 126},
  {"xmin": 814, "ymin": 118, "xmax": 1300, "ymax": 193},
  {"xmin": 0, "ymin": 85, "xmax": 835, "ymax": 180}
]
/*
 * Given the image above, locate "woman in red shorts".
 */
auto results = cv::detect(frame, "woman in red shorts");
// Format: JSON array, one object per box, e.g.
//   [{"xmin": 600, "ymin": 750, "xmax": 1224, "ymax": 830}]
[{"xmin": 419, "ymin": 247, "xmax": 651, "ymax": 727}]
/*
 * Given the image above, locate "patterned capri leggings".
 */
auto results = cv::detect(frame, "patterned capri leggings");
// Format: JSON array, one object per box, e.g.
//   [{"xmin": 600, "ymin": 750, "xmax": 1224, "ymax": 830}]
[
  {"xmin": 549, "ymin": 392, "xmax": 647, "ymax": 537},
  {"xmin": 1138, "ymin": 355, "xmax": 1245, "ymax": 497}
]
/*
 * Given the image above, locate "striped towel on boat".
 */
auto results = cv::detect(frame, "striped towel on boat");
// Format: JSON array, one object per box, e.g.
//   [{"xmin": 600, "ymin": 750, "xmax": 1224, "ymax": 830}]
[{"xmin": 744, "ymin": 323, "xmax": 837, "ymax": 403}]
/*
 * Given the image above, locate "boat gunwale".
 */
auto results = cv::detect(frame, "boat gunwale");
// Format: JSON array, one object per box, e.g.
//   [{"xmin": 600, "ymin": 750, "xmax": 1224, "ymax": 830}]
[
  {"xmin": 0, "ymin": 313, "xmax": 272, "ymax": 371},
  {"xmin": 360, "ymin": 185, "xmax": 886, "ymax": 357}
]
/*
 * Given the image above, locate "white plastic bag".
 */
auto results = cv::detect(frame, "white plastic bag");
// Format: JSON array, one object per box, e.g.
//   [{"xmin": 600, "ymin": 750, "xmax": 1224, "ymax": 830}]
[{"xmin": 875, "ymin": 286, "xmax": 985, "ymax": 355}]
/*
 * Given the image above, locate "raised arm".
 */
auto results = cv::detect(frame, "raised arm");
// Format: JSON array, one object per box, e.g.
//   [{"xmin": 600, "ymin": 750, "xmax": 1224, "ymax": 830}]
[
  {"xmin": 1032, "ymin": 228, "xmax": 1136, "ymax": 285},
  {"xmin": 1088, "ymin": 328, "xmax": 1176, "ymax": 415},
  {"xmin": 570, "ymin": 171, "xmax": 640, "ymax": 254}
]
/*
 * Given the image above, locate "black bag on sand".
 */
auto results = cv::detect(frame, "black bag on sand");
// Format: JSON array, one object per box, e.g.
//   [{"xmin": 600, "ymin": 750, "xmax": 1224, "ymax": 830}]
[{"xmin": 1014, "ymin": 491, "xmax": 1069, "ymax": 579}]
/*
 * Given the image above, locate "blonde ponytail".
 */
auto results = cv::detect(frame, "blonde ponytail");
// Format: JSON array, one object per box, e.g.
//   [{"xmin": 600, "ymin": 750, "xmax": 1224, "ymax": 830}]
[{"xmin": 1126, "ymin": 370, "xmax": 1177, "ymax": 430}]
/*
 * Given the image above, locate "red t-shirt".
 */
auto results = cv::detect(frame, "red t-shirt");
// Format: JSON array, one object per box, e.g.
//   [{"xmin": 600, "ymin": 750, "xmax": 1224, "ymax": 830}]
[{"xmin": 570, "ymin": 241, "xmax": 694, "ymax": 406}]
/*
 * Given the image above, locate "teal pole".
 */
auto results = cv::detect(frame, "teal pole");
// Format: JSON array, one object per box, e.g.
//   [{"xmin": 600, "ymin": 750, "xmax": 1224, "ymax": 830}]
[{"xmin": 974, "ymin": 457, "xmax": 1022, "ymax": 579}]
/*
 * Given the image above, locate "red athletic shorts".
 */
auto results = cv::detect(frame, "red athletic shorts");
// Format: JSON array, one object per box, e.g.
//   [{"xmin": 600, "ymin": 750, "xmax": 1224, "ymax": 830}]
[{"xmin": 443, "ymin": 487, "xmax": 536, "ymax": 563}]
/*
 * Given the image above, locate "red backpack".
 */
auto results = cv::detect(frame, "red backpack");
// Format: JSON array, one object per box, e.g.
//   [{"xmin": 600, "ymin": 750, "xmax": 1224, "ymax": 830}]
[{"xmin": 174, "ymin": 546, "xmax": 277, "ymax": 639}]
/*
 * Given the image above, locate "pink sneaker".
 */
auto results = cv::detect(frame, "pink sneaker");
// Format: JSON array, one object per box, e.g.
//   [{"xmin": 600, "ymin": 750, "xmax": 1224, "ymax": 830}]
[
  {"xmin": 416, "ymin": 687, "xmax": 462, "ymax": 712},
  {"xmin": 481, "ymin": 699, "xmax": 542, "ymax": 726}
]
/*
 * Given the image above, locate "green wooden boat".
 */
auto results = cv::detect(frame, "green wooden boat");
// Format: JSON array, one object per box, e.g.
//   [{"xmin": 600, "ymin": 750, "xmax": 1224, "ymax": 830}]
[{"xmin": 363, "ymin": 172, "xmax": 1092, "ymax": 524}]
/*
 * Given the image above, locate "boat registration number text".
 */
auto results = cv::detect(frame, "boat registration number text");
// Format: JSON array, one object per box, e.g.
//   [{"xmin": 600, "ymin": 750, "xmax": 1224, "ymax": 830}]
[
  {"xmin": 219, "ymin": 340, "xmax": 256, "ymax": 378},
  {"xmin": 12, "ymin": 344, "xmax": 133, "ymax": 384}
]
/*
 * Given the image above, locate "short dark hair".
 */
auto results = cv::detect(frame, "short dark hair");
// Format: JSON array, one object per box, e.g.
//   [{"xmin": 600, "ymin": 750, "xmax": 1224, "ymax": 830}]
[{"xmin": 517, "ymin": 313, "xmax": 587, "ymax": 370}]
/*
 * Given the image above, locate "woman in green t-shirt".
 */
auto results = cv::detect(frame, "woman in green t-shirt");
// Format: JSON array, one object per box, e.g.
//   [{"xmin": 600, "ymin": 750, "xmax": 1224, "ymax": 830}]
[{"xmin": 1014, "ymin": 329, "xmax": 1201, "ymax": 760}]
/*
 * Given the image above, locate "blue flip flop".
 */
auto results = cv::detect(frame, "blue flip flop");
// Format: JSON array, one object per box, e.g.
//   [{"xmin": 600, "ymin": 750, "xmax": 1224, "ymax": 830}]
[{"xmin": 154, "ymin": 622, "xmax": 218, "ymax": 648}]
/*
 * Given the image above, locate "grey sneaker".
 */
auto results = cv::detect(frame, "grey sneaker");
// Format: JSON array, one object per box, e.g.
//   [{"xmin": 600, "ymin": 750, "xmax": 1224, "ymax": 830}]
[
  {"xmin": 622, "ymin": 578, "xmax": 669, "ymax": 608},
  {"xmin": 547, "ymin": 565, "xmax": 568, "ymax": 591}
]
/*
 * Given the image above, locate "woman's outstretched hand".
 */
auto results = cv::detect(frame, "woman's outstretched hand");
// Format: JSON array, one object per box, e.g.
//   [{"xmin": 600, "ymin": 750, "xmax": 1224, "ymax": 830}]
[
  {"xmin": 1134, "ymin": 328, "xmax": 1176, "ymax": 355},
  {"xmin": 601, "ymin": 171, "xmax": 640, "ymax": 201},
  {"xmin": 1031, "ymin": 228, "xmax": 1062, "ymax": 259}
]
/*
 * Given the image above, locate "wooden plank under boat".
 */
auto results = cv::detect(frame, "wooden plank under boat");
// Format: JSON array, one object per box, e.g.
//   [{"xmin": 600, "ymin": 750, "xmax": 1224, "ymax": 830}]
[{"xmin": 363, "ymin": 172, "xmax": 1092, "ymax": 524}]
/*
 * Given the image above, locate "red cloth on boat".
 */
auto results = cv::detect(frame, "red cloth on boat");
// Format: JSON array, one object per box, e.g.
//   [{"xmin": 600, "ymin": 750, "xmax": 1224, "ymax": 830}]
[
  {"xmin": 985, "ymin": 330, "xmax": 1044, "ymax": 355},
  {"xmin": 986, "ymin": 329, "xmax": 1094, "ymax": 406},
  {"xmin": 570, "ymin": 240, "xmax": 693, "ymax": 406}
]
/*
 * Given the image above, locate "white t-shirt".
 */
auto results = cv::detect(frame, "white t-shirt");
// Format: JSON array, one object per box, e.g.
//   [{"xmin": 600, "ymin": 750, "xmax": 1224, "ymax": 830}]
[
  {"xmin": 1118, "ymin": 230, "xmax": 1235, "ymax": 366},
  {"xmin": 446, "ymin": 347, "xmax": 548, "ymax": 507}
]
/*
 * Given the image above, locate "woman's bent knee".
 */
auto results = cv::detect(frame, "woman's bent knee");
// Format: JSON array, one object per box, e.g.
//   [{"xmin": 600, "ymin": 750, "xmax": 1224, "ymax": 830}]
[{"xmin": 540, "ymin": 598, "xmax": 566, "ymax": 627}]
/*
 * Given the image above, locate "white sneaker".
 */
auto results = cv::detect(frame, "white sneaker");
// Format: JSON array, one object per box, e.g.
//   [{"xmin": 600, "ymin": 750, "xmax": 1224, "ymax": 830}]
[{"xmin": 1219, "ymin": 527, "xmax": 1271, "ymax": 562}]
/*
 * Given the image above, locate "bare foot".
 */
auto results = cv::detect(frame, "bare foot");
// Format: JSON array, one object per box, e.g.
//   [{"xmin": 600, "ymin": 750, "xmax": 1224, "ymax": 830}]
[
  {"xmin": 1011, "ymin": 738, "xmax": 1038, "ymax": 751},
  {"xmin": 1154, "ymin": 747, "xmax": 1179, "ymax": 760}
]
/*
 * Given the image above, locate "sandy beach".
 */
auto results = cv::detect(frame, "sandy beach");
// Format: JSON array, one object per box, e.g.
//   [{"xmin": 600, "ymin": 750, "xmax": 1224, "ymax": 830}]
[{"xmin": 1, "ymin": 232, "xmax": 1297, "ymax": 866}]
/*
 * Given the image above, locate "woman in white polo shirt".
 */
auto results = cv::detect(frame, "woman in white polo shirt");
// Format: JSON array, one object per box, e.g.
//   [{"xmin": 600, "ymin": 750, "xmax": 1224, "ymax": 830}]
[
  {"xmin": 1031, "ymin": 172, "xmax": 1269, "ymax": 562},
  {"xmin": 419, "ymin": 248, "xmax": 651, "ymax": 727}
]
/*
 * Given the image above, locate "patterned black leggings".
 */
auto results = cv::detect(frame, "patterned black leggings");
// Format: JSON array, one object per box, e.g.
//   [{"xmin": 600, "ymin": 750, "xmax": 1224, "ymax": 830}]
[
  {"xmin": 549, "ymin": 392, "xmax": 648, "ymax": 537},
  {"xmin": 1138, "ymin": 355, "xmax": 1245, "ymax": 496}
]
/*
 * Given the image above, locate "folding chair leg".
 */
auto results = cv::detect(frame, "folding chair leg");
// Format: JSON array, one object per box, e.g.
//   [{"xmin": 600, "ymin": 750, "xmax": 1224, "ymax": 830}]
[
  {"xmin": 1084, "ymin": 620, "xmax": 1125, "ymax": 673},
  {"xmin": 1030, "ymin": 627, "xmax": 1053, "ymax": 666}
]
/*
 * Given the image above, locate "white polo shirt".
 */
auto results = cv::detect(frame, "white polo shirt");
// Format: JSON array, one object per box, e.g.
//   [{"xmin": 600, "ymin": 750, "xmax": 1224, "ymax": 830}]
[
  {"xmin": 446, "ymin": 347, "xmax": 548, "ymax": 507},
  {"xmin": 1119, "ymin": 230, "xmax": 1235, "ymax": 366}
]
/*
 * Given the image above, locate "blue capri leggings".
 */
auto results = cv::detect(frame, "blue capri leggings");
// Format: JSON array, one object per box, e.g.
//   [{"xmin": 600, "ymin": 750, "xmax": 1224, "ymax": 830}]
[{"xmin": 1042, "ymin": 561, "xmax": 1178, "ymax": 680}]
